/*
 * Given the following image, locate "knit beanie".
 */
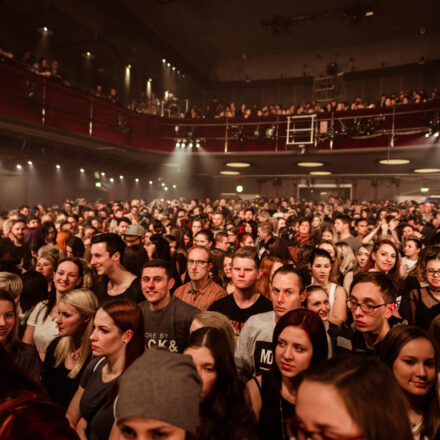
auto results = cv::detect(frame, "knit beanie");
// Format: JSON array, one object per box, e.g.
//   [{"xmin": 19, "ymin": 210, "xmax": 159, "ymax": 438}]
[{"xmin": 115, "ymin": 348, "xmax": 201, "ymax": 434}]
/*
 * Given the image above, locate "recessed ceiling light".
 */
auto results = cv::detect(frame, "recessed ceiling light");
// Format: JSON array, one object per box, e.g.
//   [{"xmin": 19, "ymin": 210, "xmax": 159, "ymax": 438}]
[
  {"xmin": 414, "ymin": 168, "xmax": 440, "ymax": 173},
  {"xmin": 226, "ymin": 162, "xmax": 251, "ymax": 168},
  {"xmin": 379, "ymin": 159, "xmax": 410, "ymax": 165},
  {"xmin": 297, "ymin": 162, "xmax": 324, "ymax": 167},
  {"xmin": 309, "ymin": 171, "xmax": 332, "ymax": 175},
  {"xmin": 220, "ymin": 170, "xmax": 240, "ymax": 175}
]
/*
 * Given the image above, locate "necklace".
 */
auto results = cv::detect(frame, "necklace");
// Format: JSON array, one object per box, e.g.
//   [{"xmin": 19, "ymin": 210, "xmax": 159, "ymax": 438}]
[{"xmin": 69, "ymin": 345, "xmax": 81, "ymax": 362}]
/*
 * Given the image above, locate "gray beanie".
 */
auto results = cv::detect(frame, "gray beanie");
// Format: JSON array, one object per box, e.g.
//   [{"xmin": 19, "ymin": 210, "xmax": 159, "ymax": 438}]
[{"xmin": 115, "ymin": 348, "xmax": 201, "ymax": 434}]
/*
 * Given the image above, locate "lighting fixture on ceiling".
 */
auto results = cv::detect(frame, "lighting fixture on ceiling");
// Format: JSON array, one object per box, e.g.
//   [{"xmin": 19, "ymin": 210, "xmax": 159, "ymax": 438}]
[
  {"xmin": 82, "ymin": 51, "xmax": 96, "ymax": 59},
  {"xmin": 379, "ymin": 159, "xmax": 410, "ymax": 165},
  {"xmin": 414, "ymin": 169, "xmax": 440, "ymax": 173},
  {"xmin": 297, "ymin": 162, "xmax": 324, "ymax": 167},
  {"xmin": 226, "ymin": 162, "xmax": 251, "ymax": 168},
  {"xmin": 38, "ymin": 26, "xmax": 54, "ymax": 36},
  {"xmin": 220, "ymin": 171, "xmax": 240, "ymax": 175},
  {"xmin": 309, "ymin": 171, "xmax": 332, "ymax": 175}
]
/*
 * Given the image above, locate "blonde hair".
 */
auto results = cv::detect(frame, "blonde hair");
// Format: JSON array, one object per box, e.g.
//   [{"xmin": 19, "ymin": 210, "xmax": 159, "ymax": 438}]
[
  {"xmin": 54, "ymin": 288, "xmax": 99, "ymax": 378},
  {"xmin": 336, "ymin": 242, "xmax": 356, "ymax": 275},
  {"xmin": 192, "ymin": 311, "xmax": 236, "ymax": 353},
  {"xmin": 0, "ymin": 272, "xmax": 23, "ymax": 300}
]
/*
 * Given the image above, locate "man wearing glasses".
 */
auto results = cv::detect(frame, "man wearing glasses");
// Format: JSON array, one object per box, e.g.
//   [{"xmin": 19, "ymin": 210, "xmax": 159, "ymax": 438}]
[
  {"xmin": 336, "ymin": 271, "xmax": 397, "ymax": 355},
  {"xmin": 174, "ymin": 246, "xmax": 226, "ymax": 310}
]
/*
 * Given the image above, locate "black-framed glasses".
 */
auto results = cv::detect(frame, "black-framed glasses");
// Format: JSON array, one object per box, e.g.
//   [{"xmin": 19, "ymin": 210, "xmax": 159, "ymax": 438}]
[
  {"xmin": 286, "ymin": 416, "xmax": 366, "ymax": 440},
  {"xmin": 426, "ymin": 268, "xmax": 440, "ymax": 277},
  {"xmin": 346, "ymin": 298, "xmax": 389, "ymax": 314},
  {"xmin": 187, "ymin": 259, "xmax": 208, "ymax": 266}
]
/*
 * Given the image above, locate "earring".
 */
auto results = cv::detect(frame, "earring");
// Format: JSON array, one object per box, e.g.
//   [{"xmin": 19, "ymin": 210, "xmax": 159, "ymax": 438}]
[{"xmin": 122, "ymin": 340, "xmax": 126, "ymax": 344}]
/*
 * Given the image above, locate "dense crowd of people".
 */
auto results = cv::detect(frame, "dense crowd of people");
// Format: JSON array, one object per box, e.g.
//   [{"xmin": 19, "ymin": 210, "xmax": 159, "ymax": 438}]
[{"xmin": 1, "ymin": 194, "xmax": 440, "ymax": 439}]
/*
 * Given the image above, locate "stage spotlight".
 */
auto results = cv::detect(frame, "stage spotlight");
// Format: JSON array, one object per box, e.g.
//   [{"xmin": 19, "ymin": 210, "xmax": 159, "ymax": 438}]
[
  {"xmin": 176, "ymin": 141, "xmax": 180, "ymax": 148},
  {"xmin": 196, "ymin": 141, "xmax": 201, "ymax": 149},
  {"xmin": 188, "ymin": 142, "xmax": 193, "ymax": 149},
  {"xmin": 181, "ymin": 142, "xmax": 186, "ymax": 148}
]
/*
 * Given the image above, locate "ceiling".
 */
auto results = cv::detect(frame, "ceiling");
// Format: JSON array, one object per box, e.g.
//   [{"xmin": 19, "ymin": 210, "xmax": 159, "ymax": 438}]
[{"xmin": 1, "ymin": 0, "xmax": 439, "ymax": 86}]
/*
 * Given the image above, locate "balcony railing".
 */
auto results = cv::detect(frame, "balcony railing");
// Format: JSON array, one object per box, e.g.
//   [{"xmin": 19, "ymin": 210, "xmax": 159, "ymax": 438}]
[{"xmin": 0, "ymin": 60, "xmax": 438, "ymax": 153}]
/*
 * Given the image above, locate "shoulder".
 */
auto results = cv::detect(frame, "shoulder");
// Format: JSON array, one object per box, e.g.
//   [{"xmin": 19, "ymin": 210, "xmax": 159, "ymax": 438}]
[
  {"xmin": 244, "ymin": 311, "xmax": 274, "ymax": 329},
  {"xmin": 170, "ymin": 295, "xmax": 199, "ymax": 316},
  {"xmin": 80, "ymin": 357, "xmax": 105, "ymax": 387},
  {"xmin": 208, "ymin": 294, "xmax": 233, "ymax": 311}
]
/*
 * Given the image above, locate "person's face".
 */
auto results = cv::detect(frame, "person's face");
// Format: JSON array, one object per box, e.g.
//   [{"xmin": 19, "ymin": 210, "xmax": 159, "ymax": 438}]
[
  {"xmin": 65, "ymin": 245, "xmax": 74, "ymax": 258},
  {"xmin": 54, "ymin": 261, "xmax": 82, "ymax": 294},
  {"xmin": 45, "ymin": 226, "xmax": 56, "ymax": 243},
  {"xmin": 212, "ymin": 214, "xmax": 223, "ymax": 228},
  {"xmin": 402, "ymin": 226, "xmax": 414, "ymax": 239},
  {"xmin": 216, "ymin": 236, "xmax": 229, "ymax": 252},
  {"xmin": 231, "ymin": 257, "xmax": 261, "ymax": 290},
  {"xmin": 392, "ymin": 338, "xmax": 436, "ymax": 397},
  {"xmin": 90, "ymin": 308, "xmax": 130, "ymax": 357},
  {"xmin": 242, "ymin": 236, "xmax": 255, "ymax": 247},
  {"xmin": 223, "ymin": 256, "xmax": 232, "ymax": 279},
  {"xmin": 403, "ymin": 240, "xmax": 420, "ymax": 259},
  {"xmin": 227, "ymin": 231, "xmax": 237, "ymax": 243},
  {"xmin": 183, "ymin": 234, "xmax": 191, "ymax": 248},
  {"xmin": 0, "ymin": 299, "xmax": 15, "ymax": 345},
  {"xmin": 191, "ymin": 221, "xmax": 202, "ymax": 236},
  {"xmin": 11, "ymin": 222, "xmax": 25, "ymax": 242},
  {"xmin": 244, "ymin": 222, "xmax": 253, "ymax": 234},
  {"xmin": 91, "ymin": 242, "xmax": 118, "ymax": 276},
  {"xmin": 118, "ymin": 418, "xmax": 186, "ymax": 440},
  {"xmin": 61, "ymin": 222, "xmax": 72, "ymax": 233},
  {"xmin": 372, "ymin": 243, "xmax": 396, "ymax": 273},
  {"xmin": 56, "ymin": 302, "xmax": 86, "ymax": 337},
  {"xmin": 306, "ymin": 290, "xmax": 331, "ymax": 321},
  {"xmin": 36, "ymin": 257, "xmax": 55, "ymax": 281},
  {"xmin": 311, "ymin": 217, "xmax": 321, "ymax": 228},
  {"xmin": 125, "ymin": 235, "xmax": 142, "ymax": 247},
  {"xmin": 425, "ymin": 259, "xmax": 440, "ymax": 289},
  {"xmin": 141, "ymin": 267, "xmax": 173, "ymax": 309},
  {"xmin": 258, "ymin": 227, "xmax": 270, "ymax": 241},
  {"xmin": 349, "ymin": 282, "xmax": 394, "ymax": 333},
  {"xmin": 187, "ymin": 248, "xmax": 211, "ymax": 282},
  {"xmin": 28, "ymin": 219, "xmax": 39, "ymax": 229},
  {"xmin": 321, "ymin": 230, "xmax": 333, "ymax": 242},
  {"xmin": 298, "ymin": 221, "xmax": 310, "ymax": 236},
  {"xmin": 184, "ymin": 346, "xmax": 217, "ymax": 401},
  {"xmin": 275, "ymin": 326, "xmax": 313, "ymax": 379},
  {"xmin": 334, "ymin": 219, "xmax": 344, "ymax": 233},
  {"xmin": 68, "ymin": 217, "xmax": 78, "ymax": 231},
  {"xmin": 278, "ymin": 218, "xmax": 286, "ymax": 229},
  {"xmin": 355, "ymin": 220, "xmax": 368, "ymax": 236},
  {"xmin": 168, "ymin": 240, "xmax": 177, "ymax": 257},
  {"xmin": 318, "ymin": 243, "xmax": 335, "ymax": 261},
  {"xmin": 311, "ymin": 256, "xmax": 332, "ymax": 284},
  {"xmin": 271, "ymin": 273, "xmax": 305, "ymax": 320},
  {"xmin": 356, "ymin": 247, "xmax": 370, "ymax": 268},
  {"xmin": 117, "ymin": 221, "xmax": 130, "ymax": 236},
  {"xmin": 194, "ymin": 233, "xmax": 210, "ymax": 249},
  {"xmin": 296, "ymin": 380, "xmax": 363, "ymax": 440},
  {"xmin": 244, "ymin": 210, "xmax": 253, "ymax": 221}
]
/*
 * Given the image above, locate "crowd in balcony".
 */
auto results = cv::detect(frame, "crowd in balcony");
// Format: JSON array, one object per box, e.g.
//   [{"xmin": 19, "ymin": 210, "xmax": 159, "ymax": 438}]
[{"xmin": 1, "ymin": 42, "xmax": 440, "ymax": 122}]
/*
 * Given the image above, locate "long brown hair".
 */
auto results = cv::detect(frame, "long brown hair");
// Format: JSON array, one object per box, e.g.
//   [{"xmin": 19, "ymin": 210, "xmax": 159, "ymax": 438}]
[
  {"xmin": 380, "ymin": 325, "xmax": 440, "ymax": 439},
  {"xmin": 366, "ymin": 239, "xmax": 401, "ymax": 286},
  {"xmin": 100, "ymin": 299, "xmax": 145, "ymax": 371},
  {"xmin": 299, "ymin": 355, "xmax": 413, "ymax": 440}
]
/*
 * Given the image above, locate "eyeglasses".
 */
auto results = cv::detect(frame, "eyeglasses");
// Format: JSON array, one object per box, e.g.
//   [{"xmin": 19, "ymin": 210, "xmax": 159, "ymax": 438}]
[
  {"xmin": 286, "ymin": 417, "xmax": 366, "ymax": 440},
  {"xmin": 346, "ymin": 298, "xmax": 389, "ymax": 314},
  {"xmin": 426, "ymin": 268, "xmax": 440, "ymax": 277},
  {"xmin": 187, "ymin": 259, "xmax": 208, "ymax": 266}
]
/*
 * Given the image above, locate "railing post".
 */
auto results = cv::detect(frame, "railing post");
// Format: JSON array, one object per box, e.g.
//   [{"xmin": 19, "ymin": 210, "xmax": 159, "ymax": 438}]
[
  {"xmin": 89, "ymin": 98, "xmax": 94, "ymax": 136},
  {"xmin": 225, "ymin": 118, "xmax": 229, "ymax": 153},
  {"xmin": 42, "ymin": 79, "xmax": 46, "ymax": 125}
]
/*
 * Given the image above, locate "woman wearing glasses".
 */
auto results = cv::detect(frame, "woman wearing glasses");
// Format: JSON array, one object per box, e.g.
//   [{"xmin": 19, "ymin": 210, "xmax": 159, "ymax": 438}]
[
  {"xmin": 400, "ymin": 247, "xmax": 440, "ymax": 331},
  {"xmin": 293, "ymin": 355, "xmax": 413, "ymax": 440},
  {"xmin": 245, "ymin": 309, "xmax": 328, "ymax": 440},
  {"xmin": 380, "ymin": 325, "xmax": 440, "ymax": 440}
]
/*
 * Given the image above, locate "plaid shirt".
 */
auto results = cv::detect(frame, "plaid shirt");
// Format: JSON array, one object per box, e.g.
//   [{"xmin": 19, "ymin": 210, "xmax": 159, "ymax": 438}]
[{"xmin": 174, "ymin": 278, "xmax": 227, "ymax": 311}]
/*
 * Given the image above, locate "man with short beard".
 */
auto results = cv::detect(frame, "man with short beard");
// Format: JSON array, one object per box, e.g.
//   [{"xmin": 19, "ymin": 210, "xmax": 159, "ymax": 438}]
[{"xmin": 9, "ymin": 219, "xmax": 32, "ymax": 270}]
